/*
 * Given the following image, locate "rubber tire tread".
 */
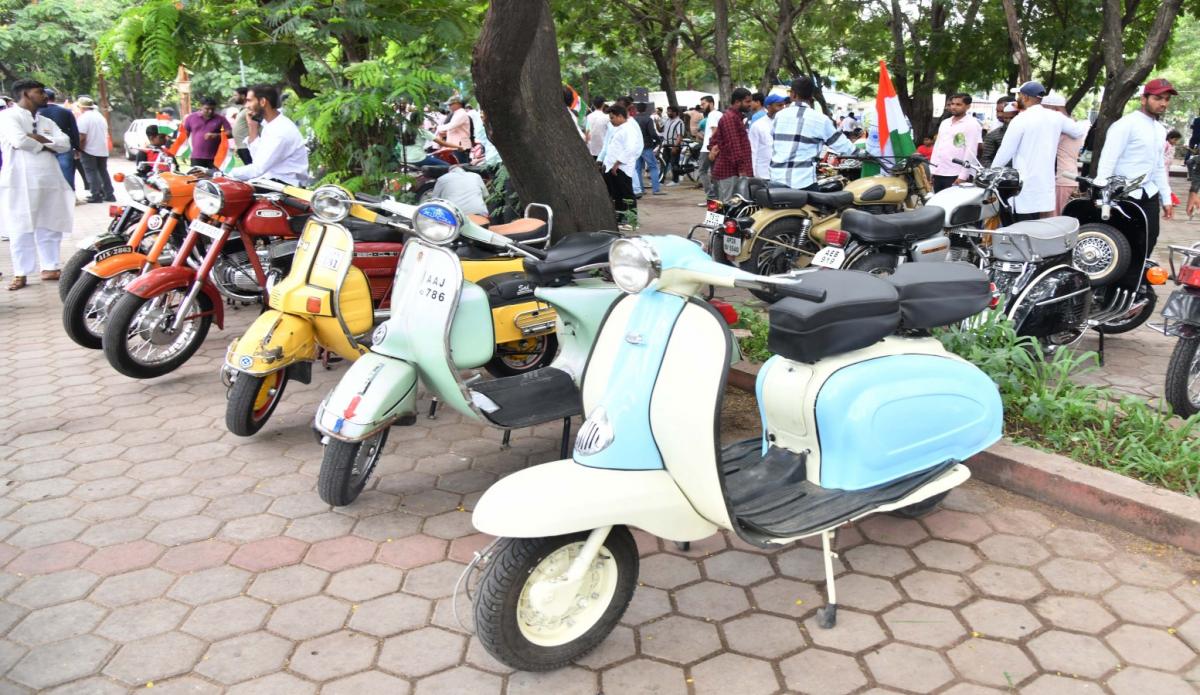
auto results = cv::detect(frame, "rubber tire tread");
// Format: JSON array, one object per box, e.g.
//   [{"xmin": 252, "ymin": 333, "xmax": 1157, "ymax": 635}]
[
  {"xmin": 739, "ymin": 218, "xmax": 814, "ymax": 302},
  {"xmin": 474, "ymin": 526, "xmax": 638, "ymax": 672},
  {"xmin": 59, "ymin": 248, "xmax": 99, "ymax": 302},
  {"xmin": 890, "ymin": 491, "xmax": 949, "ymax": 519},
  {"xmin": 485, "ymin": 334, "xmax": 559, "ymax": 378},
  {"xmin": 845, "ymin": 249, "xmax": 902, "ymax": 277},
  {"xmin": 1096, "ymin": 288, "xmax": 1157, "ymax": 334},
  {"xmin": 1165, "ymin": 336, "xmax": 1200, "ymax": 417},
  {"xmin": 317, "ymin": 430, "xmax": 389, "ymax": 506},
  {"xmin": 62, "ymin": 272, "xmax": 112, "ymax": 350},
  {"xmin": 102, "ymin": 290, "xmax": 213, "ymax": 378},
  {"xmin": 1075, "ymin": 223, "xmax": 1132, "ymax": 286},
  {"xmin": 225, "ymin": 372, "xmax": 289, "ymax": 437}
]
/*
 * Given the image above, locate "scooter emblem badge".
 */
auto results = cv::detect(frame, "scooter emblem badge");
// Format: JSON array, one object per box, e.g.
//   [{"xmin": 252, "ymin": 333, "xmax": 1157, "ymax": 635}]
[
  {"xmin": 239, "ymin": 356, "xmax": 254, "ymax": 369},
  {"xmin": 625, "ymin": 333, "xmax": 645, "ymax": 345}
]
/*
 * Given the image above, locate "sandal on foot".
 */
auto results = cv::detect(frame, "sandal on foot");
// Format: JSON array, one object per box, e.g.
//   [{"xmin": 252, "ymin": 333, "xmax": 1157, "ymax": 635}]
[
  {"xmin": 7, "ymin": 276, "xmax": 27, "ymax": 291},
  {"xmin": 40, "ymin": 270, "xmax": 61, "ymax": 281}
]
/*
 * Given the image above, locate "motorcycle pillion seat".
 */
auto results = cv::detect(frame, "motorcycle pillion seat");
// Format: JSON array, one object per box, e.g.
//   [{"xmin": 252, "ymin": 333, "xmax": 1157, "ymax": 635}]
[
  {"xmin": 753, "ymin": 187, "xmax": 853, "ymax": 210},
  {"xmin": 488, "ymin": 218, "xmax": 549, "ymax": 243},
  {"xmin": 768, "ymin": 271, "xmax": 901, "ymax": 363},
  {"xmin": 989, "ymin": 216, "xmax": 1080, "ymax": 262},
  {"xmin": 840, "ymin": 206, "xmax": 944, "ymax": 244},
  {"xmin": 886, "ymin": 262, "xmax": 991, "ymax": 330},
  {"xmin": 342, "ymin": 217, "xmax": 406, "ymax": 245},
  {"xmin": 522, "ymin": 231, "xmax": 621, "ymax": 287}
]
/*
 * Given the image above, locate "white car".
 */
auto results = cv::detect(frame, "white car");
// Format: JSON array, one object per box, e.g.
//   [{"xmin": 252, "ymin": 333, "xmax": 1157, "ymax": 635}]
[{"xmin": 123, "ymin": 118, "xmax": 177, "ymax": 160}]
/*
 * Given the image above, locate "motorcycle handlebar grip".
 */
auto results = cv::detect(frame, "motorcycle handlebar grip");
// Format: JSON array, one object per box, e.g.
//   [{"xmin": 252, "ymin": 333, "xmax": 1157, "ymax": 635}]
[
  {"xmin": 951, "ymin": 158, "xmax": 968, "ymax": 166},
  {"xmin": 737, "ymin": 279, "xmax": 827, "ymax": 303}
]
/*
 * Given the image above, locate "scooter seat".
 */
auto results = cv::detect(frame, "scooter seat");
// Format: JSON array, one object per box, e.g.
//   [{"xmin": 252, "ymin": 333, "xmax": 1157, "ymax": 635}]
[
  {"xmin": 343, "ymin": 218, "xmax": 407, "ymax": 244},
  {"xmin": 841, "ymin": 206, "xmax": 944, "ymax": 244},
  {"xmin": 990, "ymin": 216, "xmax": 1079, "ymax": 262},
  {"xmin": 887, "ymin": 262, "xmax": 991, "ymax": 330},
  {"xmin": 468, "ymin": 214, "xmax": 491, "ymax": 227},
  {"xmin": 489, "ymin": 218, "xmax": 549, "ymax": 243},
  {"xmin": 523, "ymin": 231, "xmax": 621, "ymax": 287},
  {"xmin": 768, "ymin": 270, "xmax": 900, "ymax": 363},
  {"xmin": 754, "ymin": 187, "xmax": 853, "ymax": 210}
]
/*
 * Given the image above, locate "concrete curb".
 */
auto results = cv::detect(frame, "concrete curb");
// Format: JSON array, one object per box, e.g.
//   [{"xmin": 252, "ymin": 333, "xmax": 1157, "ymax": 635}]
[{"xmin": 728, "ymin": 363, "xmax": 1200, "ymax": 554}]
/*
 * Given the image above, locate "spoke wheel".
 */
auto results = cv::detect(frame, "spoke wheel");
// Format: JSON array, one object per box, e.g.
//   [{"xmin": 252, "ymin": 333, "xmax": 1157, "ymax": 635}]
[
  {"xmin": 1165, "ymin": 336, "xmax": 1200, "ymax": 417},
  {"xmin": 738, "ymin": 219, "xmax": 815, "ymax": 302},
  {"xmin": 318, "ymin": 430, "xmax": 389, "ymax": 506},
  {"xmin": 846, "ymin": 250, "xmax": 902, "ymax": 277},
  {"xmin": 62, "ymin": 270, "xmax": 137, "ymax": 350},
  {"xmin": 103, "ymin": 288, "xmax": 213, "ymax": 378},
  {"xmin": 225, "ymin": 371, "xmax": 290, "ymax": 436},
  {"xmin": 486, "ymin": 334, "xmax": 558, "ymax": 377},
  {"xmin": 1073, "ymin": 224, "xmax": 1131, "ymax": 285}
]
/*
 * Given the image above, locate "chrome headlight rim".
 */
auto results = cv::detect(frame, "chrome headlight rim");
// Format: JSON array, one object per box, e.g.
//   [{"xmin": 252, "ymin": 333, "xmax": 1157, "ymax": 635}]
[
  {"xmin": 146, "ymin": 175, "xmax": 170, "ymax": 205},
  {"xmin": 311, "ymin": 185, "xmax": 353, "ymax": 223},
  {"xmin": 609, "ymin": 237, "xmax": 661, "ymax": 294},
  {"xmin": 124, "ymin": 176, "xmax": 148, "ymax": 203},
  {"xmin": 194, "ymin": 180, "xmax": 224, "ymax": 216},
  {"xmin": 412, "ymin": 200, "xmax": 462, "ymax": 246}
]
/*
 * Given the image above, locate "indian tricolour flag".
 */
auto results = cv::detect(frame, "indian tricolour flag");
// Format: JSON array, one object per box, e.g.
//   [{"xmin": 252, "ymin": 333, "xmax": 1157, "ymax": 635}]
[{"xmin": 875, "ymin": 60, "xmax": 916, "ymax": 165}]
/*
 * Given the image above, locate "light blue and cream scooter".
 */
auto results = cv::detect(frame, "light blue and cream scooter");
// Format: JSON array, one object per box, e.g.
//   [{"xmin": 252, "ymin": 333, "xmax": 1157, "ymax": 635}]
[
  {"xmin": 313, "ymin": 200, "xmax": 623, "ymax": 506},
  {"xmin": 469, "ymin": 235, "xmax": 1004, "ymax": 672}
]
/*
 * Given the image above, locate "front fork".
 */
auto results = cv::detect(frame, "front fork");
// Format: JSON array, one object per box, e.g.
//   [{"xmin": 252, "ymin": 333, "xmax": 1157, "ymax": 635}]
[{"xmin": 526, "ymin": 526, "xmax": 613, "ymax": 615}]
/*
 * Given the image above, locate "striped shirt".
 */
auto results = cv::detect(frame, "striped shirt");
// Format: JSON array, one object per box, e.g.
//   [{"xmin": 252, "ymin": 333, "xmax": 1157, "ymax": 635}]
[
  {"xmin": 662, "ymin": 117, "xmax": 685, "ymax": 147},
  {"xmin": 769, "ymin": 103, "xmax": 856, "ymax": 189}
]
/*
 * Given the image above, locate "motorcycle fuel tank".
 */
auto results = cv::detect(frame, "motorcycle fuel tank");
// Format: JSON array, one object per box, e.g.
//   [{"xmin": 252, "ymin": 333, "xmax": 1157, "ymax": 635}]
[{"xmin": 844, "ymin": 175, "xmax": 909, "ymax": 207}]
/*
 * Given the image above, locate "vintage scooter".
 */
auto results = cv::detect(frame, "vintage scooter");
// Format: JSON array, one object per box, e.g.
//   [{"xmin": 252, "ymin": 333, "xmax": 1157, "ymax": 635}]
[
  {"xmin": 312, "ymin": 200, "xmax": 622, "ymax": 506},
  {"xmin": 469, "ymin": 235, "xmax": 1002, "ymax": 672}
]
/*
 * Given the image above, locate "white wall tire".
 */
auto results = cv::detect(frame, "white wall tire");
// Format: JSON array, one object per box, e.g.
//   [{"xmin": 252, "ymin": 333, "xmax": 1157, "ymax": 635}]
[
  {"xmin": 474, "ymin": 526, "xmax": 638, "ymax": 671},
  {"xmin": 1073, "ymin": 224, "xmax": 1130, "ymax": 285}
]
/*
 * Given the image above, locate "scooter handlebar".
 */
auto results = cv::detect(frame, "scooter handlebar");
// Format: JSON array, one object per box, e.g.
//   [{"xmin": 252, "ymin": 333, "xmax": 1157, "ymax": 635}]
[{"xmin": 734, "ymin": 278, "xmax": 826, "ymax": 303}]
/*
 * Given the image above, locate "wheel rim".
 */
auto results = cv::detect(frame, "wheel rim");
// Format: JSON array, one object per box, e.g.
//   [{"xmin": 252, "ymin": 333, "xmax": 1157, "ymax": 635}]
[
  {"xmin": 349, "ymin": 432, "xmax": 385, "ymax": 490},
  {"xmin": 123, "ymin": 289, "xmax": 203, "ymax": 367},
  {"xmin": 756, "ymin": 232, "xmax": 802, "ymax": 275},
  {"xmin": 497, "ymin": 336, "xmax": 548, "ymax": 371},
  {"xmin": 251, "ymin": 372, "xmax": 284, "ymax": 420},
  {"xmin": 516, "ymin": 541, "xmax": 619, "ymax": 647},
  {"xmin": 1073, "ymin": 234, "xmax": 1117, "ymax": 278},
  {"xmin": 83, "ymin": 273, "xmax": 135, "ymax": 338},
  {"xmin": 1185, "ymin": 347, "xmax": 1200, "ymax": 409}
]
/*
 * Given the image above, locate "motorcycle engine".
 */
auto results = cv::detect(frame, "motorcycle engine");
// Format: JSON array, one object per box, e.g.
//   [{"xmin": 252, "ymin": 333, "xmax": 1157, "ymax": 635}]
[{"xmin": 212, "ymin": 247, "xmax": 272, "ymax": 302}]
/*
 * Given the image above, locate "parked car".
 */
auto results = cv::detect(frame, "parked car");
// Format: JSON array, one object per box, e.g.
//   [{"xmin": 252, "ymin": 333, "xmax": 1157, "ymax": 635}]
[{"xmin": 123, "ymin": 118, "xmax": 177, "ymax": 160}]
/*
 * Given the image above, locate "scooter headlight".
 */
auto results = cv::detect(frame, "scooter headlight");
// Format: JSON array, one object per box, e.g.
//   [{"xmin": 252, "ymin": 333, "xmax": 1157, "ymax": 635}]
[
  {"xmin": 145, "ymin": 175, "xmax": 170, "ymax": 205},
  {"xmin": 194, "ymin": 179, "xmax": 224, "ymax": 216},
  {"xmin": 609, "ymin": 238, "xmax": 661, "ymax": 294},
  {"xmin": 124, "ymin": 176, "xmax": 149, "ymax": 203},
  {"xmin": 311, "ymin": 185, "xmax": 352, "ymax": 223},
  {"xmin": 413, "ymin": 201, "xmax": 462, "ymax": 245}
]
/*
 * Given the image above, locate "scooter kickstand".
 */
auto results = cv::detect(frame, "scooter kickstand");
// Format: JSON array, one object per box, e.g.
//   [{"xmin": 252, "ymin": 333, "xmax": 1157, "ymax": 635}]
[
  {"xmin": 816, "ymin": 528, "xmax": 839, "ymax": 629},
  {"xmin": 427, "ymin": 398, "xmax": 439, "ymax": 420},
  {"xmin": 501, "ymin": 429, "xmax": 511, "ymax": 449},
  {"xmin": 559, "ymin": 417, "xmax": 572, "ymax": 459}
]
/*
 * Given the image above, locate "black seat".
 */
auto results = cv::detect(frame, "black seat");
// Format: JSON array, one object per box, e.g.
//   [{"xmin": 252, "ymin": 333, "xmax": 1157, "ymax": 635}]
[
  {"xmin": 420, "ymin": 165, "xmax": 450, "ymax": 178},
  {"xmin": 753, "ymin": 187, "xmax": 853, "ymax": 210},
  {"xmin": 768, "ymin": 270, "xmax": 900, "ymax": 363},
  {"xmin": 343, "ymin": 217, "xmax": 406, "ymax": 245},
  {"xmin": 523, "ymin": 232, "xmax": 620, "ymax": 287},
  {"xmin": 887, "ymin": 263, "xmax": 991, "ymax": 330},
  {"xmin": 841, "ymin": 206, "xmax": 944, "ymax": 244}
]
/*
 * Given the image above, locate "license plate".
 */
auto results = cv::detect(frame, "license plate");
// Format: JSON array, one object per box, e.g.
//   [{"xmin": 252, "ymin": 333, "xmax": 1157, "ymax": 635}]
[
  {"xmin": 812, "ymin": 246, "xmax": 846, "ymax": 269},
  {"xmin": 723, "ymin": 235, "xmax": 742, "ymax": 256},
  {"xmin": 95, "ymin": 245, "xmax": 132, "ymax": 262},
  {"xmin": 704, "ymin": 211, "xmax": 725, "ymax": 227},
  {"xmin": 190, "ymin": 219, "xmax": 225, "ymax": 240}
]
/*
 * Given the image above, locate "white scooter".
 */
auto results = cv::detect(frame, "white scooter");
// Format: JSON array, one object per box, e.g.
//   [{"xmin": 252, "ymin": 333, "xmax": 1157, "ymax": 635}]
[{"xmin": 468, "ymin": 235, "xmax": 1003, "ymax": 671}]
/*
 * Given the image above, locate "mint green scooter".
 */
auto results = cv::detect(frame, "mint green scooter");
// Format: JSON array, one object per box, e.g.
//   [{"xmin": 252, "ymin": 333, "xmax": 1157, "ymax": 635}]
[{"xmin": 313, "ymin": 200, "xmax": 623, "ymax": 506}]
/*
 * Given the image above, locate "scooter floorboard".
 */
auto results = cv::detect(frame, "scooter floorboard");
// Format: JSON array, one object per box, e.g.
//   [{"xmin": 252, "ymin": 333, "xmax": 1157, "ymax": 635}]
[{"xmin": 470, "ymin": 367, "xmax": 582, "ymax": 429}]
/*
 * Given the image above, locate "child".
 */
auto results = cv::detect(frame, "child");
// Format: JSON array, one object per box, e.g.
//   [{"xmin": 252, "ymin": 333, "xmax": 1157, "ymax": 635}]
[
  {"xmin": 135, "ymin": 124, "xmax": 173, "ymax": 173},
  {"xmin": 916, "ymin": 136, "xmax": 934, "ymax": 159}
]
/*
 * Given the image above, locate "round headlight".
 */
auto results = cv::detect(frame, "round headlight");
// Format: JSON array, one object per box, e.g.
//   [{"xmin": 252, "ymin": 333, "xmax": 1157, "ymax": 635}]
[
  {"xmin": 413, "ymin": 201, "xmax": 462, "ymax": 245},
  {"xmin": 311, "ymin": 186, "xmax": 352, "ymax": 223},
  {"xmin": 124, "ymin": 176, "xmax": 148, "ymax": 203},
  {"xmin": 609, "ymin": 238, "xmax": 660, "ymax": 293},
  {"xmin": 146, "ymin": 175, "xmax": 170, "ymax": 205},
  {"xmin": 194, "ymin": 180, "xmax": 224, "ymax": 216}
]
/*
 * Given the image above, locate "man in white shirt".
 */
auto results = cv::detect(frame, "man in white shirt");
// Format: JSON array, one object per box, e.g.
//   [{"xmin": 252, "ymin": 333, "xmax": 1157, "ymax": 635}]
[
  {"xmin": 601, "ymin": 104, "xmax": 644, "ymax": 222},
  {"xmin": 229, "ymin": 85, "xmax": 310, "ymax": 186},
  {"xmin": 1096, "ymin": 78, "xmax": 1178, "ymax": 250},
  {"xmin": 0, "ymin": 79, "xmax": 74, "ymax": 289},
  {"xmin": 698, "ymin": 96, "xmax": 721, "ymax": 199},
  {"xmin": 76, "ymin": 96, "xmax": 114, "ymax": 203},
  {"xmin": 585, "ymin": 97, "xmax": 609, "ymax": 158},
  {"xmin": 749, "ymin": 94, "xmax": 785, "ymax": 179},
  {"xmin": 930, "ymin": 93, "xmax": 983, "ymax": 191},
  {"xmin": 431, "ymin": 165, "xmax": 488, "ymax": 217},
  {"xmin": 991, "ymin": 80, "xmax": 1089, "ymax": 221}
]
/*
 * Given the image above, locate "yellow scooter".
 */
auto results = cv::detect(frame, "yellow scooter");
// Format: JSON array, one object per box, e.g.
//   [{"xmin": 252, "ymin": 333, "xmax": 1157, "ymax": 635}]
[{"xmin": 222, "ymin": 186, "xmax": 559, "ymax": 436}]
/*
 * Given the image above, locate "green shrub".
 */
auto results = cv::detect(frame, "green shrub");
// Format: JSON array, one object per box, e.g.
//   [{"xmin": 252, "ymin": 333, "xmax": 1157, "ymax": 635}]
[{"xmin": 735, "ymin": 305, "xmax": 771, "ymax": 363}]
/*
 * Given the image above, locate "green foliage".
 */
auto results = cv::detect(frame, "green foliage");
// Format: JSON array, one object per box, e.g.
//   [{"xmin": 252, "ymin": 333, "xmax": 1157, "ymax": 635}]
[
  {"xmin": 735, "ymin": 305, "xmax": 771, "ymax": 363},
  {"xmin": 937, "ymin": 310, "xmax": 1200, "ymax": 497}
]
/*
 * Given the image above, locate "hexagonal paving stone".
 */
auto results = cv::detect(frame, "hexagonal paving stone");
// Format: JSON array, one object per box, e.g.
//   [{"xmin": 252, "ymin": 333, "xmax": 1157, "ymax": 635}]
[
  {"xmin": 960, "ymin": 598, "xmax": 1041, "ymax": 640},
  {"xmin": 900, "ymin": 569, "xmax": 975, "ymax": 606},
  {"xmin": 7, "ymin": 568, "xmax": 99, "ymax": 608},
  {"xmin": 378, "ymin": 627, "xmax": 466, "ymax": 677},
  {"xmin": 601, "ymin": 658, "xmax": 687, "ymax": 695},
  {"xmin": 946, "ymin": 637, "xmax": 1037, "ymax": 687},
  {"xmin": 1106, "ymin": 554, "xmax": 1184, "ymax": 589},
  {"xmin": 42, "ymin": 675, "xmax": 129, "ymax": 695},
  {"xmin": 857, "ymin": 515, "xmax": 929, "ymax": 547},
  {"xmin": 289, "ymin": 630, "xmax": 378, "ymax": 682},
  {"xmin": 267, "ymin": 595, "xmax": 349, "ymax": 640},
  {"xmin": 303, "ymin": 535, "xmax": 377, "ymax": 572},
  {"xmin": 166, "ymin": 566, "xmax": 251, "ymax": 605},
  {"xmin": 8, "ymin": 634, "xmax": 113, "ymax": 690},
  {"xmin": 689, "ymin": 652, "xmax": 779, "ymax": 695},
  {"xmin": 977, "ymin": 533, "xmax": 1050, "ymax": 566},
  {"xmin": 9, "ymin": 600, "xmax": 106, "ymax": 645},
  {"xmin": 881, "ymin": 602, "xmax": 966, "ymax": 648},
  {"xmin": 842, "ymin": 544, "xmax": 914, "ymax": 577},
  {"xmin": 377, "ymin": 534, "xmax": 448, "ymax": 569},
  {"xmin": 323, "ymin": 671, "xmax": 411, "ymax": 695},
  {"xmin": 777, "ymin": 546, "xmax": 846, "ymax": 582},
  {"xmin": 194, "ymin": 631, "xmax": 293, "ymax": 685},
  {"xmin": 155, "ymin": 540, "xmax": 235, "ymax": 573},
  {"xmin": 834, "ymin": 573, "xmax": 903, "ymax": 612},
  {"xmin": 1104, "ymin": 623, "xmax": 1195, "ymax": 670},
  {"xmin": 102, "ymin": 631, "xmax": 206, "ymax": 685},
  {"xmin": 145, "ymin": 515, "xmax": 221, "ymax": 546},
  {"xmin": 912, "ymin": 539, "xmax": 982, "ymax": 572},
  {"xmin": 227, "ymin": 536, "xmax": 307, "ymax": 571},
  {"xmin": 329, "ymin": 563, "xmax": 405, "ymax": 601},
  {"xmin": 865, "ymin": 643, "xmax": 954, "ymax": 692},
  {"xmin": 638, "ymin": 552, "xmax": 702, "ymax": 589},
  {"xmin": 1107, "ymin": 666, "xmax": 1196, "ymax": 695},
  {"xmin": 181, "ymin": 595, "xmax": 270, "ymax": 641},
  {"xmin": 1027, "ymin": 630, "xmax": 1119, "ymax": 679},
  {"xmin": 640, "ymin": 615, "xmax": 721, "ymax": 664},
  {"xmin": 722, "ymin": 613, "xmax": 806, "ymax": 659},
  {"xmin": 921, "ymin": 508, "xmax": 994, "ymax": 543},
  {"xmin": 504, "ymin": 666, "xmax": 597, "ymax": 695},
  {"xmin": 702, "ymin": 550, "xmax": 774, "ymax": 585},
  {"xmin": 803, "ymin": 609, "xmax": 886, "ymax": 653},
  {"xmin": 1037, "ymin": 558, "xmax": 1117, "ymax": 595},
  {"xmin": 675, "ymin": 580, "xmax": 750, "ymax": 621},
  {"xmin": 96, "ymin": 598, "xmax": 189, "ymax": 642},
  {"xmin": 1032, "ymin": 595, "xmax": 1117, "ymax": 633},
  {"xmin": 1042, "ymin": 527, "xmax": 1115, "ymax": 560},
  {"xmin": 969, "ymin": 564, "xmax": 1045, "ymax": 601},
  {"xmin": 576, "ymin": 624, "xmax": 636, "ymax": 669},
  {"xmin": 348, "ymin": 593, "xmax": 432, "ymax": 637},
  {"xmin": 92, "ymin": 567, "xmax": 175, "ymax": 607},
  {"xmin": 780, "ymin": 648, "xmax": 867, "ymax": 695},
  {"xmin": 1102, "ymin": 584, "xmax": 1188, "ymax": 626},
  {"xmin": 619, "ymin": 585, "xmax": 673, "ymax": 626},
  {"xmin": 1019, "ymin": 674, "xmax": 1102, "ymax": 694},
  {"xmin": 749, "ymin": 577, "xmax": 824, "ymax": 618},
  {"xmin": 79, "ymin": 539, "xmax": 164, "ymax": 576},
  {"xmin": 6, "ymin": 541, "xmax": 91, "ymax": 574},
  {"xmin": 400, "ymin": 560, "xmax": 462, "ymax": 600},
  {"xmin": 246, "ymin": 564, "xmax": 329, "ymax": 604},
  {"xmin": 226, "ymin": 672, "xmax": 316, "ymax": 695},
  {"xmin": 986, "ymin": 508, "xmax": 1052, "ymax": 536}
]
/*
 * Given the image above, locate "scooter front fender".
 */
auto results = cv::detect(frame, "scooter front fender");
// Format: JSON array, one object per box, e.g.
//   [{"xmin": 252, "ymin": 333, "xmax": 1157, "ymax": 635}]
[
  {"xmin": 125, "ymin": 267, "xmax": 225, "ymax": 329},
  {"xmin": 314, "ymin": 352, "xmax": 418, "ymax": 442},
  {"xmin": 473, "ymin": 460, "xmax": 719, "ymax": 542},
  {"xmin": 88, "ymin": 251, "xmax": 153, "ymax": 279},
  {"xmin": 226, "ymin": 311, "xmax": 317, "ymax": 376}
]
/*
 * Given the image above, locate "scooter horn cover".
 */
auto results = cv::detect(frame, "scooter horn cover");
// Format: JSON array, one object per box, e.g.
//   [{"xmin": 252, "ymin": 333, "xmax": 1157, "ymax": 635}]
[{"xmin": 767, "ymin": 271, "xmax": 900, "ymax": 363}]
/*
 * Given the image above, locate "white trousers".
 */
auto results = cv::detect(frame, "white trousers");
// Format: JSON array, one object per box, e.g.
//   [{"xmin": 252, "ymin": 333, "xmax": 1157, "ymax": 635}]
[{"xmin": 9, "ymin": 228, "xmax": 63, "ymax": 276}]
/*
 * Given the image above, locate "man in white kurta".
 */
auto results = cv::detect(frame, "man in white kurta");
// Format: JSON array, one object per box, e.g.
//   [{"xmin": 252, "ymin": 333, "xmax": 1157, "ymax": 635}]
[
  {"xmin": 991, "ymin": 81, "xmax": 1088, "ymax": 220},
  {"xmin": 0, "ymin": 80, "xmax": 74, "ymax": 289}
]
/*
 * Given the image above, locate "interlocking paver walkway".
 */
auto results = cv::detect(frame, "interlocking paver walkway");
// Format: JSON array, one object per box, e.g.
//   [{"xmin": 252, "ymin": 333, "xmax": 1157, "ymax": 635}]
[{"xmin": 0, "ymin": 164, "xmax": 1197, "ymax": 693}]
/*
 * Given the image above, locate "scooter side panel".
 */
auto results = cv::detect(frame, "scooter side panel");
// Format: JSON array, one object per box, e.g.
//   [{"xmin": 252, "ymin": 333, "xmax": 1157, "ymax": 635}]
[
  {"xmin": 447, "ymin": 282, "xmax": 495, "ymax": 370},
  {"xmin": 579, "ymin": 296, "xmax": 638, "ymax": 411},
  {"xmin": 226, "ymin": 311, "xmax": 317, "ymax": 375},
  {"xmin": 814, "ymin": 354, "xmax": 1002, "ymax": 490},
  {"xmin": 314, "ymin": 352, "xmax": 418, "ymax": 440},
  {"xmin": 537, "ymin": 284, "xmax": 622, "ymax": 383},
  {"xmin": 472, "ymin": 459, "xmax": 718, "ymax": 542}
]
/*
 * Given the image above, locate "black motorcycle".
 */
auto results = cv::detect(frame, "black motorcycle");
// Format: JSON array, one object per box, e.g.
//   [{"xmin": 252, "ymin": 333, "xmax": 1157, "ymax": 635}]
[
  {"xmin": 1155, "ymin": 244, "xmax": 1200, "ymax": 416},
  {"xmin": 1064, "ymin": 174, "xmax": 1167, "ymax": 340}
]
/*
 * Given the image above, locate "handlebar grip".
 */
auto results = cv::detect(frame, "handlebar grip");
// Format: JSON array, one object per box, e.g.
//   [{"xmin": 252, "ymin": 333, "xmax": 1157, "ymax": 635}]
[
  {"xmin": 776, "ymin": 282, "xmax": 827, "ymax": 302},
  {"xmin": 952, "ymin": 158, "xmax": 969, "ymax": 167}
]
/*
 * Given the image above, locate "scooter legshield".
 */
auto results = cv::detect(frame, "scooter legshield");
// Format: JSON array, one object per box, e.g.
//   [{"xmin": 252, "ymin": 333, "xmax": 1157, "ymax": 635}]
[
  {"xmin": 226, "ymin": 311, "xmax": 317, "ymax": 376},
  {"xmin": 472, "ymin": 459, "xmax": 719, "ymax": 542},
  {"xmin": 314, "ymin": 352, "xmax": 418, "ymax": 441}
]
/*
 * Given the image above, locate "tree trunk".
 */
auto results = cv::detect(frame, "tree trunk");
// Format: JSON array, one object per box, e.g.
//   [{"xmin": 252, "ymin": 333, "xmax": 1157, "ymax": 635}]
[
  {"xmin": 712, "ymin": 0, "xmax": 733, "ymax": 105},
  {"xmin": 885, "ymin": 0, "xmax": 911, "ymax": 116},
  {"xmin": 649, "ymin": 45, "xmax": 679, "ymax": 109},
  {"xmin": 472, "ymin": 0, "xmax": 616, "ymax": 237},
  {"xmin": 285, "ymin": 54, "xmax": 316, "ymax": 99},
  {"xmin": 760, "ymin": 0, "xmax": 795, "ymax": 95},
  {"xmin": 999, "ymin": 0, "xmax": 1033, "ymax": 83}
]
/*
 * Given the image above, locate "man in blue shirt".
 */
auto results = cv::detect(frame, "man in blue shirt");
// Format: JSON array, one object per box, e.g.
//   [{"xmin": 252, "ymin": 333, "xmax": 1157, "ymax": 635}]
[{"xmin": 36, "ymin": 88, "xmax": 81, "ymax": 190}]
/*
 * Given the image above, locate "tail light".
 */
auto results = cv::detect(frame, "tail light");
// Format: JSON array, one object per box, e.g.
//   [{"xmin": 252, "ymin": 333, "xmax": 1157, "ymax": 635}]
[
  {"xmin": 709, "ymin": 299, "xmax": 739, "ymax": 325},
  {"xmin": 825, "ymin": 229, "xmax": 849, "ymax": 247},
  {"xmin": 108, "ymin": 205, "xmax": 121, "ymax": 218},
  {"xmin": 706, "ymin": 199, "xmax": 722, "ymax": 213},
  {"xmin": 112, "ymin": 172, "xmax": 126, "ymax": 183},
  {"xmin": 1177, "ymin": 265, "xmax": 1200, "ymax": 288},
  {"xmin": 306, "ymin": 296, "xmax": 323, "ymax": 313},
  {"xmin": 724, "ymin": 220, "xmax": 739, "ymax": 235},
  {"xmin": 1146, "ymin": 266, "xmax": 1169, "ymax": 286},
  {"xmin": 988, "ymin": 282, "xmax": 1001, "ymax": 309}
]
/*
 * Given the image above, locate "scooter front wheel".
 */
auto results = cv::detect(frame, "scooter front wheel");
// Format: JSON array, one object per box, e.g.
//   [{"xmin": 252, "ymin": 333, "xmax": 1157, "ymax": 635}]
[
  {"xmin": 226, "ymin": 370, "xmax": 291, "ymax": 437},
  {"xmin": 474, "ymin": 526, "xmax": 638, "ymax": 671},
  {"xmin": 318, "ymin": 430, "xmax": 389, "ymax": 506},
  {"xmin": 891, "ymin": 491, "xmax": 949, "ymax": 519}
]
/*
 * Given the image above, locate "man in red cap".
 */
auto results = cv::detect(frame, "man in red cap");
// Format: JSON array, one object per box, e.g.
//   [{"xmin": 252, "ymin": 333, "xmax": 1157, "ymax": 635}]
[{"xmin": 1095, "ymin": 78, "xmax": 1177, "ymax": 250}]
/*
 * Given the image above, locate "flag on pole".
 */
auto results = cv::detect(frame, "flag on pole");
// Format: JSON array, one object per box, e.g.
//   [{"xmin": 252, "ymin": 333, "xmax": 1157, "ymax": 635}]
[{"xmin": 875, "ymin": 60, "xmax": 916, "ymax": 165}]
